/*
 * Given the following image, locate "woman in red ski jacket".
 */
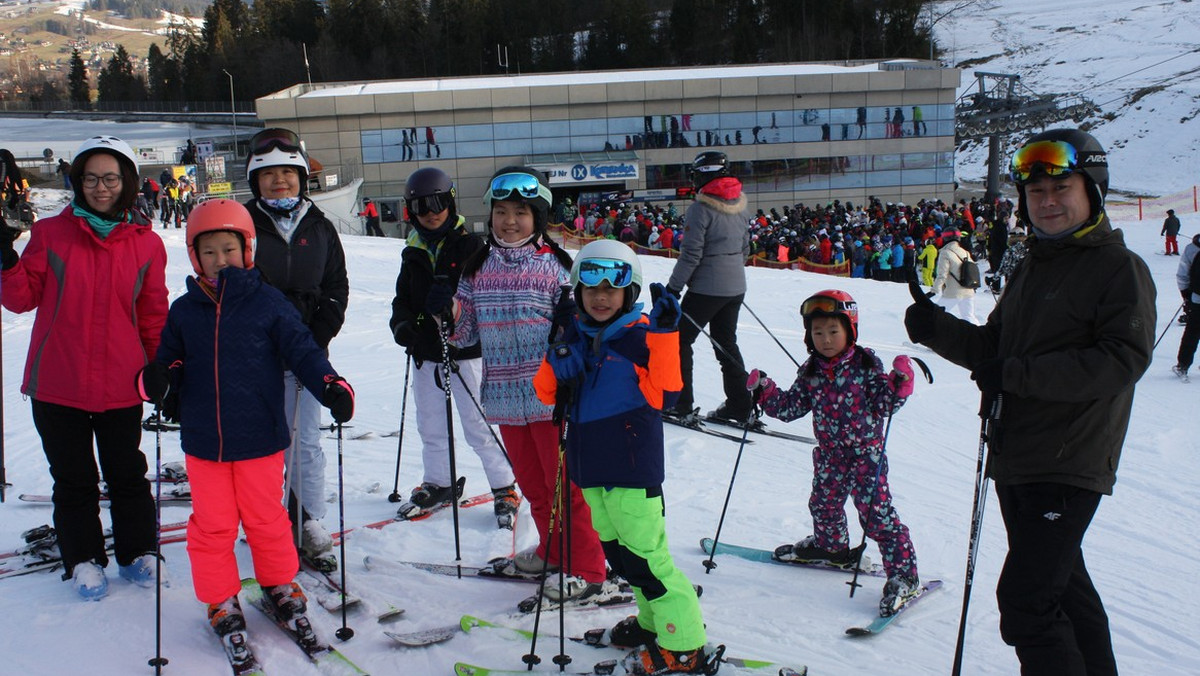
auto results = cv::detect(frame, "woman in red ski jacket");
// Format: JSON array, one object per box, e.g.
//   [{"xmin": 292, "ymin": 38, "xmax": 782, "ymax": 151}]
[{"xmin": 0, "ymin": 135, "xmax": 168, "ymax": 600}]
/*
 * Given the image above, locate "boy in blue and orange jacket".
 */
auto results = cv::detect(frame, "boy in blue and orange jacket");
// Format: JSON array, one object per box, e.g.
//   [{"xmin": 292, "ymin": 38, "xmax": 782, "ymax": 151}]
[{"xmin": 533, "ymin": 240, "xmax": 716, "ymax": 676}]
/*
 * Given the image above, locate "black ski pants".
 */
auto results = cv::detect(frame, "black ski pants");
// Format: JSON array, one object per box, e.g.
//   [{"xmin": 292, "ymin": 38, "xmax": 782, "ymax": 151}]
[
  {"xmin": 675, "ymin": 291, "xmax": 751, "ymax": 416},
  {"xmin": 995, "ymin": 482, "xmax": 1116, "ymax": 676},
  {"xmin": 1176, "ymin": 300, "xmax": 1200, "ymax": 369},
  {"xmin": 32, "ymin": 400, "xmax": 157, "ymax": 577}
]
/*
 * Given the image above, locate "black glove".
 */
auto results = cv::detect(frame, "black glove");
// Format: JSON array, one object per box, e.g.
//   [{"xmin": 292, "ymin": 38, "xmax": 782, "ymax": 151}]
[
  {"xmin": 549, "ymin": 286, "xmax": 576, "ymax": 342},
  {"xmin": 1184, "ymin": 289, "xmax": 1192, "ymax": 304},
  {"xmin": 136, "ymin": 362, "xmax": 172, "ymax": 405},
  {"xmin": 648, "ymin": 282, "xmax": 680, "ymax": 331},
  {"xmin": 0, "ymin": 222, "xmax": 20, "ymax": 271},
  {"xmin": 392, "ymin": 320, "xmax": 418, "ymax": 347},
  {"xmin": 322, "ymin": 376, "xmax": 355, "ymax": 423},
  {"xmin": 425, "ymin": 275, "xmax": 455, "ymax": 317},
  {"xmin": 904, "ymin": 268, "xmax": 943, "ymax": 345},
  {"xmin": 970, "ymin": 358, "xmax": 1006, "ymax": 396}
]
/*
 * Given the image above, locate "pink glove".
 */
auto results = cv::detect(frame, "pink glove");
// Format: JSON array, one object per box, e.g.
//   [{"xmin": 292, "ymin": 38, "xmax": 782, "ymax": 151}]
[
  {"xmin": 746, "ymin": 369, "xmax": 778, "ymax": 404},
  {"xmin": 889, "ymin": 355, "xmax": 915, "ymax": 398}
]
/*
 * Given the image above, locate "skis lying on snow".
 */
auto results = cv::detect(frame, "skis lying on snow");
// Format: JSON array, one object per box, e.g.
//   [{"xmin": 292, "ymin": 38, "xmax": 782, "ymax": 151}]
[
  {"xmin": 845, "ymin": 579, "xmax": 943, "ymax": 637},
  {"xmin": 239, "ymin": 578, "xmax": 367, "ymax": 675},
  {"xmin": 454, "ymin": 615, "xmax": 807, "ymax": 675},
  {"xmin": 0, "ymin": 522, "xmax": 188, "ymax": 580},
  {"xmin": 699, "ymin": 537, "xmax": 886, "ymax": 577},
  {"xmin": 299, "ymin": 565, "xmax": 405, "ymax": 623},
  {"xmin": 332, "ymin": 485, "xmax": 494, "ymax": 546},
  {"xmin": 662, "ymin": 411, "xmax": 754, "ymax": 443},
  {"xmin": 362, "ymin": 554, "xmax": 541, "ymax": 585},
  {"xmin": 19, "ymin": 482, "xmax": 193, "ymax": 505},
  {"xmin": 700, "ymin": 415, "xmax": 817, "ymax": 444}
]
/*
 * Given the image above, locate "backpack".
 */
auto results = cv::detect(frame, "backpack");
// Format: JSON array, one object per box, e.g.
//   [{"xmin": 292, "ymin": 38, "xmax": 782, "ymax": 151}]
[{"xmin": 955, "ymin": 255, "xmax": 982, "ymax": 289}]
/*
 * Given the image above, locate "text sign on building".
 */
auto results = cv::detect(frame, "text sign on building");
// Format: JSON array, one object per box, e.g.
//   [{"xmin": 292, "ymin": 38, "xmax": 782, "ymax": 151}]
[{"xmin": 539, "ymin": 162, "xmax": 641, "ymax": 185}]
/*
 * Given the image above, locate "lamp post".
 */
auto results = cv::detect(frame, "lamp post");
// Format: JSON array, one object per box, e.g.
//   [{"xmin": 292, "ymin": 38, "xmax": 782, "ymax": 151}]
[{"xmin": 222, "ymin": 69, "xmax": 237, "ymax": 157}]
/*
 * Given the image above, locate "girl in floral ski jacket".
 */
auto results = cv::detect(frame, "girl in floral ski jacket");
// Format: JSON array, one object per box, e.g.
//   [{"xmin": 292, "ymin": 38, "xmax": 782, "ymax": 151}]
[{"xmin": 747, "ymin": 289, "xmax": 922, "ymax": 617}]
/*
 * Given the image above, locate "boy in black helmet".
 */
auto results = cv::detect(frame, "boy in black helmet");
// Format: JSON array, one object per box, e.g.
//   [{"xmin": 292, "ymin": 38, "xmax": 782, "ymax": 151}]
[{"xmin": 905, "ymin": 128, "xmax": 1155, "ymax": 675}]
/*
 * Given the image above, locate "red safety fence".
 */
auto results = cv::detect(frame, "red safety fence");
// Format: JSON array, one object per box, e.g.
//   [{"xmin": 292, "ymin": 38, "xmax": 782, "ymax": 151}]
[{"xmin": 1106, "ymin": 185, "xmax": 1198, "ymax": 222}]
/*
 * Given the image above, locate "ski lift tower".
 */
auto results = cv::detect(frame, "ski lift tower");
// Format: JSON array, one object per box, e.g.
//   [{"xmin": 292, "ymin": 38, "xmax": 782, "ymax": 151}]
[{"xmin": 956, "ymin": 73, "xmax": 1097, "ymax": 202}]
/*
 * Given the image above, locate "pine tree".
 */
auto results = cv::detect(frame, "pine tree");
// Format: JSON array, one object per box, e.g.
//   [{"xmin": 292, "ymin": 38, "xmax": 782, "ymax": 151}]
[{"xmin": 68, "ymin": 48, "xmax": 90, "ymax": 109}]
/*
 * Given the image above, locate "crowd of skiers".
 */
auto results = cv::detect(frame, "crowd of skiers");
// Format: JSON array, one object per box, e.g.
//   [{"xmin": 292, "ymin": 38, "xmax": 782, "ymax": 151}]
[{"xmin": 0, "ymin": 125, "xmax": 1165, "ymax": 676}]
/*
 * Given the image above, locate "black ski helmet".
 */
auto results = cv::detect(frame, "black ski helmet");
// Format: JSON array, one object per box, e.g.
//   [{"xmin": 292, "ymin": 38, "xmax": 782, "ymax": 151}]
[
  {"xmin": 1011, "ymin": 128, "xmax": 1108, "ymax": 225},
  {"xmin": 404, "ymin": 167, "xmax": 457, "ymax": 226},
  {"xmin": 691, "ymin": 151, "xmax": 729, "ymax": 189}
]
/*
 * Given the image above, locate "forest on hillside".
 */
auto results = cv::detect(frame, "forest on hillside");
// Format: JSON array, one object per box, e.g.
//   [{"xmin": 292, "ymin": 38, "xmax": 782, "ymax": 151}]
[{"xmin": 18, "ymin": 0, "xmax": 945, "ymax": 106}]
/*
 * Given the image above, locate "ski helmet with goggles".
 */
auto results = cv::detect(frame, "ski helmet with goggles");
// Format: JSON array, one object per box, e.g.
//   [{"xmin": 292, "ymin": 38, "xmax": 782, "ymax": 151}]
[
  {"xmin": 405, "ymin": 167, "xmax": 456, "ymax": 224},
  {"xmin": 70, "ymin": 135, "xmax": 140, "ymax": 212},
  {"xmin": 245, "ymin": 128, "xmax": 310, "ymax": 197},
  {"xmin": 569, "ymin": 239, "xmax": 643, "ymax": 317},
  {"xmin": 691, "ymin": 151, "xmax": 729, "ymax": 189},
  {"xmin": 485, "ymin": 166, "xmax": 552, "ymax": 232},
  {"xmin": 1009, "ymin": 128, "xmax": 1108, "ymax": 224},
  {"xmin": 186, "ymin": 199, "xmax": 256, "ymax": 276},
  {"xmin": 800, "ymin": 290, "xmax": 858, "ymax": 353}
]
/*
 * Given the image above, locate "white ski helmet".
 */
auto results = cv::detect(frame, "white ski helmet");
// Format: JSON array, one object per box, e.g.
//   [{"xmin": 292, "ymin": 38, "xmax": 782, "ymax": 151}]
[
  {"xmin": 74, "ymin": 135, "xmax": 139, "ymax": 173},
  {"xmin": 70, "ymin": 135, "xmax": 140, "ymax": 212},
  {"xmin": 244, "ymin": 128, "xmax": 310, "ymax": 196},
  {"xmin": 570, "ymin": 239, "xmax": 643, "ymax": 315}
]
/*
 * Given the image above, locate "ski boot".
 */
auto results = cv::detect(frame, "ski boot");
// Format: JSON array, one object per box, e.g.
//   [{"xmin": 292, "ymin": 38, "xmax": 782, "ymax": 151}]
[
  {"xmin": 880, "ymin": 574, "xmax": 920, "ymax": 617},
  {"xmin": 774, "ymin": 535, "xmax": 866, "ymax": 569},
  {"xmin": 492, "ymin": 484, "xmax": 521, "ymax": 530}
]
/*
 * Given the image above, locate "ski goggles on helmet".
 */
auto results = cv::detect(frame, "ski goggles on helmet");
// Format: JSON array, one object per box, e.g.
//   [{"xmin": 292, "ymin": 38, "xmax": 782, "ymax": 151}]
[
  {"xmin": 406, "ymin": 191, "xmax": 453, "ymax": 216},
  {"xmin": 800, "ymin": 295, "xmax": 856, "ymax": 319},
  {"xmin": 1009, "ymin": 140, "xmax": 1079, "ymax": 184},
  {"xmin": 576, "ymin": 258, "xmax": 635, "ymax": 289},
  {"xmin": 486, "ymin": 172, "xmax": 552, "ymax": 206},
  {"xmin": 249, "ymin": 128, "xmax": 303, "ymax": 156}
]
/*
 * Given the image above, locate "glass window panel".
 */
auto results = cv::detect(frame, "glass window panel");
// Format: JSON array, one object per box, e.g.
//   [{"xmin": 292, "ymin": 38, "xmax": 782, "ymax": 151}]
[
  {"xmin": 381, "ymin": 145, "xmax": 405, "ymax": 163},
  {"xmin": 494, "ymin": 122, "xmax": 532, "ymax": 140},
  {"xmin": 495, "ymin": 138, "xmax": 533, "ymax": 156},
  {"xmin": 455, "ymin": 140, "xmax": 494, "ymax": 159},
  {"xmin": 362, "ymin": 145, "xmax": 383, "ymax": 164},
  {"xmin": 570, "ymin": 118, "xmax": 607, "ymax": 135},
  {"xmin": 532, "ymin": 120, "xmax": 570, "ymax": 138},
  {"xmin": 608, "ymin": 116, "xmax": 643, "ymax": 134},
  {"xmin": 361, "ymin": 130, "xmax": 382, "ymax": 147},
  {"xmin": 456, "ymin": 124, "xmax": 492, "ymax": 142},
  {"xmin": 381, "ymin": 129, "xmax": 403, "ymax": 146}
]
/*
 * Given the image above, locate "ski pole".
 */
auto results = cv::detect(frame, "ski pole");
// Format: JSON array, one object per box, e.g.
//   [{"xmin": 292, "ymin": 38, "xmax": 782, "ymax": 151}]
[
  {"xmin": 846, "ymin": 412, "xmax": 893, "ymax": 598},
  {"xmin": 0, "ymin": 268, "xmax": 7, "ymax": 502},
  {"xmin": 952, "ymin": 392, "xmax": 1002, "ymax": 676},
  {"xmin": 284, "ymin": 379, "xmax": 304, "ymax": 548},
  {"xmin": 148, "ymin": 402, "xmax": 169, "ymax": 673},
  {"xmin": 702, "ymin": 416, "xmax": 754, "ymax": 574},
  {"xmin": 524, "ymin": 404, "xmax": 571, "ymax": 670},
  {"xmin": 1153, "ymin": 302, "xmax": 1185, "ymax": 350},
  {"xmin": 741, "ymin": 301, "xmax": 802, "ymax": 369},
  {"xmin": 387, "ymin": 355, "xmax": 412, "ymax": 503},
  {"xmin": 333, "ymin": 423, "xmax": 355, "ymax": 641},
  {"xmin": 436, "ymin": 316, "xmax": 464, "ymax": 576}
]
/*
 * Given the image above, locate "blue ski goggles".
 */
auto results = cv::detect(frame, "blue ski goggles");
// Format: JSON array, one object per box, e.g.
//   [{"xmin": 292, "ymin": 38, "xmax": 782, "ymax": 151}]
[
  {"xmin": 486, "ymin": 172, "xmax": 552, "ymax": 206},
  {"xmin": 576, "ymin": 258, "xmax": 634, "ymax": 289}
]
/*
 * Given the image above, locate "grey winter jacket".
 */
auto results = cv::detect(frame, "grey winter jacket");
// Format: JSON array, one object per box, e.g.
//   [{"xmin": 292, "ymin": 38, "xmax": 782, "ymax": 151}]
[
  {"xmin": 920, "ymin": 215, "xmax": 1155, "ymax": 494},
  {"xmin": 1177, "ymin": 236, "xmax": 1200, "ymax": 303},
  {"xmin": 668, "ymin": 183, "xmax": 749, "ymax": 297}
]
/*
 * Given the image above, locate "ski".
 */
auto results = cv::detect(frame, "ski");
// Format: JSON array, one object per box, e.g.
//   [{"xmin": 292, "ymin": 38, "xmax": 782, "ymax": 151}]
[
  {"xmin": 568, "ymin": 622, "xmax": 806, "ymax": 673},
  {"xmin": 699, "ymin": 538, "xmax": 886, "ymax": 578},
  {"xmin": 332, "ymin": 488, "xmax": 493, "ymax": 544},
  {"xmin": 363, "ymin": 555, "xmax": 542, "ymax": 585},
  {"xmin": 300, "ymin": 565, "xmax": 405, "ymax": 623},
  {"xmin": 701, "ymin": 415, "xmax": 817, "ymax": 444},
  {"xmin": 19, "ymin": 482, "xmax": 192, "ymax": 505},
  {"xmin": 0, "ymin": 522, "xmax": 188, "ymax": 579},
  {"xmin": 239, "ymin": 578, "xmax": 368, "ymax": 675},
  {"xmin": 455, "ymin": 656, "xmax": 805, "ymax": 675},
  {"xmin": 662, "ymin": 412, "xmax": 754, "ymax": 443},
  {"xmin": 845, "ymin": 579, "xmax": 943, "ymax": 637},
  {"xmin": 384, "ymin": 623, "xmax": 460, "ymax": 647},
  {"xmin": 217, "ymin": 629, "xmax": 266, "ymax": 676}
]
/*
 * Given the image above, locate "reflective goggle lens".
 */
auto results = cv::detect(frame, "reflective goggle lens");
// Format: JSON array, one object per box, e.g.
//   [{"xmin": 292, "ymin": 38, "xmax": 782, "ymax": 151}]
[
  {"xmin": 1009, "ymin": 140, "xmax": 1078, "ymax": 184},
  {"xmin": 800, "ymin": 296, "xmax": 854, "ymax": 318},
  {"xmin": 577, "ymin": 259, "xmax": 634, "ymax": 289},
  {"xmin": 407, "ymin": 193, "xmax": 452, "ymax": 216},
  {"xmin": 250, "ymin": 128, "xmax": 303, "ymax": 155},
  {"xmin": 488, "ymin": 173, "xmax": 543, "ymax": 202}
]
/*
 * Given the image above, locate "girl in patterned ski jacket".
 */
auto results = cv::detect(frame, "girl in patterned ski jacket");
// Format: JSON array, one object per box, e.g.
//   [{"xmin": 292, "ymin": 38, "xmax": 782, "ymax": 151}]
[{"xmin": 747, "ymin": 289, "xmax": 922, "ymax": 617}]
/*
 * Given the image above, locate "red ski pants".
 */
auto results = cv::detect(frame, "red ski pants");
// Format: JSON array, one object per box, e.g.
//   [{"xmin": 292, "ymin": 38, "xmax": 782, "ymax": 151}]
[
  {"xmin": 186, "ymin": 452, "xmax": 298, "ymax": 604},
  {"xmin": 500, "ymin": 421, "xmax": 606, "ymax": 583}
]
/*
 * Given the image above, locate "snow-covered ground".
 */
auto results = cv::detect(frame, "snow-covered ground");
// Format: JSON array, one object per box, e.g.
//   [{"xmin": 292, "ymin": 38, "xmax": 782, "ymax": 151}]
[{"xmin": 0, "ymin": 187, "xmax": 1196, "ymax": 675}]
